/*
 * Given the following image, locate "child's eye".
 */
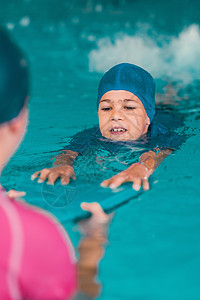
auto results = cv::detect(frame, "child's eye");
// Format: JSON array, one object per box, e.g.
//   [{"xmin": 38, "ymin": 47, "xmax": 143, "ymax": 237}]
[
  {"xmin": 101, "ymin": 107, "xmax": 112, "ymax": 111},
  {"xmin": 124, "ymin": 106, "xmax": 136, "ymax": 110}
]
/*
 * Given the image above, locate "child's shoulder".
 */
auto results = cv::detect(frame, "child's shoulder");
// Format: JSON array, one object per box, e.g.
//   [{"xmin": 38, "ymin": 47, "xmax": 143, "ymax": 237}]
[
  {"xmin": 149, "ymin": 109, "xmax": 183, "ymax": 137},
  {"xmin": 147, "ymin": 108, "xmax": 186, "ymax": 150}
]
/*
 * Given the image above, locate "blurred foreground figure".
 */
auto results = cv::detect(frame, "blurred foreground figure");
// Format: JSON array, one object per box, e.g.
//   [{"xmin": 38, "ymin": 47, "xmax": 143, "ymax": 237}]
[{"xmin": 0, "ymin": 28, "xmax": 76, "ymax": 300}]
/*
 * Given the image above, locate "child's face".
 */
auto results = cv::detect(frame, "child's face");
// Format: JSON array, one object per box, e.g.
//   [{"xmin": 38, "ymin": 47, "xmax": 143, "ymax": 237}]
[{"xmin": 98, "ymin": 90, "xmax": 150, "ymax": 141}]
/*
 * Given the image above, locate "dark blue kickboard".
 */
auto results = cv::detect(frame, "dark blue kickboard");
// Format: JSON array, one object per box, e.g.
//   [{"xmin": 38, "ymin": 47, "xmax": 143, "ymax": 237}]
[{"xmin": 28, "ymin": 178, "xmax": 140, "ymax": 222}]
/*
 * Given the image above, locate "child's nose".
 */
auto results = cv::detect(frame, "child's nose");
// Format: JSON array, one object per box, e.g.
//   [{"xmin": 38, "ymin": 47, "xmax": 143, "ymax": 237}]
[{"xmin": 110, "ymin": 108, "xmax": 124, "ymax": 121}]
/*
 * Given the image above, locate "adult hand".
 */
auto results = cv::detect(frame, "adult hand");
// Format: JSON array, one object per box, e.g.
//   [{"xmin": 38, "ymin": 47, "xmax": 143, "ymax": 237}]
[
  {"xmin": 81, "ymin": 202, "xmax": 110, "ymax": 224},
  {"xmin": 100, "ymin": 162, "xmax": 153, "ymax": 191},
  {"xmin": 79, "ymin": 202, "xmax": 112, "ymax": 238},
  {"xmin": 7, "ymin": 189, "xmax": 26, "ymax": 198},
  {"xmin": 31, "ymin": 165, "xmax": 76, "ymax": 185}
]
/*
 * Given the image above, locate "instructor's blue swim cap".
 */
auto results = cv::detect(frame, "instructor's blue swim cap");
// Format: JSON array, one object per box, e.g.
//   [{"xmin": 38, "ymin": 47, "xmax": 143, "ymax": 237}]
[
  {"xmin": 0, "ymin": 29, "xmax": 29, "ymax": 125},
  {"xmin": 97, "ymin": 63, "xmax": 155, "ymax": 123}
]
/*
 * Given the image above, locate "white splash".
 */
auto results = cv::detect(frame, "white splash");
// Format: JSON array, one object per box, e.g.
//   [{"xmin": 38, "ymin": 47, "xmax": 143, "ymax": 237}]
[{"xmin": 88, "ymin": 24, "xmax": 200, "ymax": 82}]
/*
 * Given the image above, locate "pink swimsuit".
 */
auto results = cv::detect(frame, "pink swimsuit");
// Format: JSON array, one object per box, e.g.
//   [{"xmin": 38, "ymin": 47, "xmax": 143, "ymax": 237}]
[{"xmin": 0, "ymin": 188, "xmax": 76, "ymax": 300}]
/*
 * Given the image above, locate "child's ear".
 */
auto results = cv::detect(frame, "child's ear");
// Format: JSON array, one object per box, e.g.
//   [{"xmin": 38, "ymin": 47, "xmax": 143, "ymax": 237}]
[
  {"xmin": 8, "ymin": 108, "xmax": 28, "ymax": 134},
  {"xmin": 146, "ymin": 117, "xmax": 150, "ymax": 126}
]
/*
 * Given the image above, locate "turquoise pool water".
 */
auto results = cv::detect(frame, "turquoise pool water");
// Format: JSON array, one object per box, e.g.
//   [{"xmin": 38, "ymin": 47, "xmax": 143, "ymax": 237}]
[{"xmin": 1, "ymin": 0, "xmax": 200, "ymax": 299}]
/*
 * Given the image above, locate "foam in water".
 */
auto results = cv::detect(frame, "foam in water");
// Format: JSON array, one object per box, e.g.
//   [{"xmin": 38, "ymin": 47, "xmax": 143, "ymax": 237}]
[{"xmin": 89, "ymin": 24, "xmax": 200, "ymax": 83}]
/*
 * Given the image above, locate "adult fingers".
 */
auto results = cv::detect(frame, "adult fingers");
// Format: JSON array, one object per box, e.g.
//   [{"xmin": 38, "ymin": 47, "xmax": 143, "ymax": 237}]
[
  {"xmin": 81, "ymin": 202, "xmax": 110, "ymax": 224},
  {"xmin": 7, "ymin": 190, "xmax": 26, "ymax": 198},
  {"xmin": 81, "ymin": 202, "xmax": 103, "ymax": 213},
  {"xmin": 132, "ymin": 178, "xmax": 142, "ymax": 191}
]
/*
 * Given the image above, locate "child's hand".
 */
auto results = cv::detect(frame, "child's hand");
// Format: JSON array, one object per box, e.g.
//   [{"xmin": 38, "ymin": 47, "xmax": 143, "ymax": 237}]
[
  {"xmin": 100, "ymin": 163, "xmax": 153, "ymax": 191},
  {"xmin": 7, "ymin": 189, "xmax": 26, "ymax": 199},
  {"xmin": 31, "ymin": 165, "xmax": 76, "ymax": 185}
]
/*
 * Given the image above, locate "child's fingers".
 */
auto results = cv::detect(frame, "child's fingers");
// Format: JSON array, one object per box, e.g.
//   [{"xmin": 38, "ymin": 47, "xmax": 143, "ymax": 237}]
[
  {"xmin": 132, "ymin": 178, "xmax": 142, "ymax": 191},
  {"xmin": 100, "ymin": 179, "xmax": 111, "ymax": 187},
  {"xmin": 47, "ymin": 172, "xmax": 60, "ymax": 185},
  {"xmin": 31, "ymin": 171, "xmax": 40, "ymax": 180},
  {"xmin": 61, "ymin": 175, "xmax": 70, "ymax": 185},
  {"xmin": 37, "ymin": 169, "xmax": 51, "ymax": 183},
  {"xmin": 69, "ymin": 171, "xmax": 76, "ymax": 180},
  {"xmin": 108, "ymin": 175, "xmax": 126, "ymax": 189},
  {"xmin": 142, "ymin": 179, "xmax": 149, "ymax": 191}
]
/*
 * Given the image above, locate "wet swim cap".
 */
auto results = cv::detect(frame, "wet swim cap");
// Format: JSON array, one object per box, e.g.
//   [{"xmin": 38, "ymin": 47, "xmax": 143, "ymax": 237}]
[
  {"xmin": 0, "ymin": 29, "xmax": 29, "ymax": 124},
  {"xmin": 97, "ymin": 63, "xmax": 155, "ymax": 123}
]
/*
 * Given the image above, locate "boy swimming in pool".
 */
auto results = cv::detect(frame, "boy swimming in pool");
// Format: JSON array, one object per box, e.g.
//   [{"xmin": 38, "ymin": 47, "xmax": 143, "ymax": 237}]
[{"xmin": 32, "ymin": 63, "xmax": 179, "ymax": 191}]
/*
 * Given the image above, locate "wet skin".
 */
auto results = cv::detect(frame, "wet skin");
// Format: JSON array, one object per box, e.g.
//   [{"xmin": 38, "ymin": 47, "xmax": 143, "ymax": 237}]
[
  {"xmin": 32, "ymin": 91, "xmax": 171, "ymax": 191},
  {"xmin": 98, "ymin": 90, "xmax": 150, "ymax": 141}
]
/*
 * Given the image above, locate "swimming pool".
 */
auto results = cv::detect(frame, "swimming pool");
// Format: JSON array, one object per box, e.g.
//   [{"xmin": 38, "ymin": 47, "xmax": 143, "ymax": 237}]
[{"xmin": 1, "ymin": 0, "xmax": 200, "ymax": 299}]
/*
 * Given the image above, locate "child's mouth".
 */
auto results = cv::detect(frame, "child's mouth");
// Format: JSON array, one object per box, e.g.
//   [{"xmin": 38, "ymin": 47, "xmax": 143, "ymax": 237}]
[{"xmin": 110, "ymin": 126, "xmax": 127, "ymax": 135}]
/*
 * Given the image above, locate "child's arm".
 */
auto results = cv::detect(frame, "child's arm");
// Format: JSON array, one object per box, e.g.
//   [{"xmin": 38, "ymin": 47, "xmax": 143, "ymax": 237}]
[
  {"xmin": 31, "ymin": 150, "xmax": 78, "ymax": 185},
  {"xmin": 53, "ymin": 150, "xmax": 78, "ymax": 167},
  {"xmin": 101, "ymin": 148, "xmax": 173, "ymax": 191}
]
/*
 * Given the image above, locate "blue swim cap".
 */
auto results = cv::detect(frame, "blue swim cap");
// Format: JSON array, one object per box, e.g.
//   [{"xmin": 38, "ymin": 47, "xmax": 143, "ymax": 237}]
[
  {"xmin": 0, "ymin": 29, "xmax": 29, "ymax": 124},
  {"xmin": 97, "ymin": 63, "xmax": 155, "ymax": 123}
]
